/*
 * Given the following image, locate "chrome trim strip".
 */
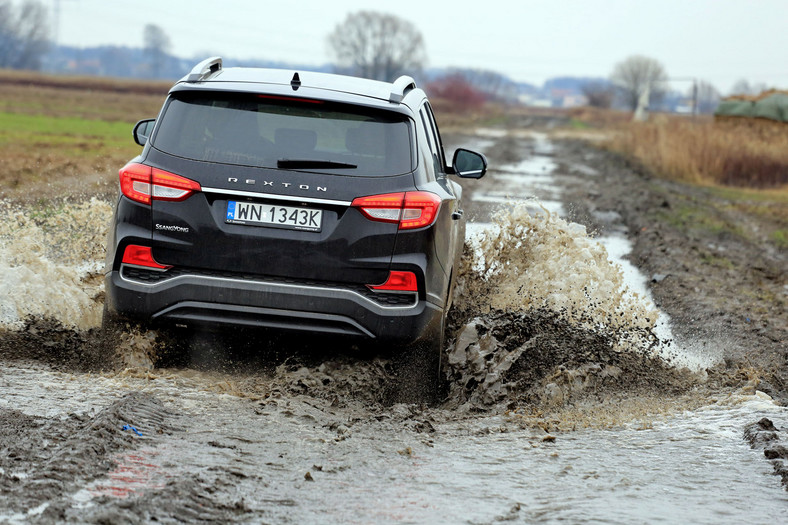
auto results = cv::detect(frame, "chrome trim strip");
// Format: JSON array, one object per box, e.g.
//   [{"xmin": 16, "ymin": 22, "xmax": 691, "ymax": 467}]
[
  {"xmin": 202, "ymin": 187, "xmax": 352, "ymax": 207},
  {"xmin": 119, "ymin": 266, "xmax": 418, "ymax": 312}
]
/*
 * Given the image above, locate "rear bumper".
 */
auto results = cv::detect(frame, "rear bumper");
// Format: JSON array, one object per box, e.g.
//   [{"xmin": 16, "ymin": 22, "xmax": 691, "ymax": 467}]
[{"xmin": 105, "ymin": 266, "xmax": 442, "ymax": 343}]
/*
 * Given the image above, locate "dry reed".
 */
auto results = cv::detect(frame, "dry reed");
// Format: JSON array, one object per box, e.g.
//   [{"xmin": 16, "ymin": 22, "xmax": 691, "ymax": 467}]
[{"xmin": 606, "ymin": 117, "xmax": 788, "ymax": 189}]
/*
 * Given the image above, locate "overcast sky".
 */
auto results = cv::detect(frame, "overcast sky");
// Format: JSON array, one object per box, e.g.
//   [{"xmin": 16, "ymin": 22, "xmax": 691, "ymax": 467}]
[{"xmin": 53, "ymin": 0, "xmax": 788, "ymax": 93}]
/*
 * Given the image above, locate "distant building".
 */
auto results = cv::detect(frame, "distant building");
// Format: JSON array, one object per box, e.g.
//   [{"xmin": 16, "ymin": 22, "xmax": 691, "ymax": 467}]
[{"xmin": 518, "ymin": 93, "xmax": 553, "ymax": 107}]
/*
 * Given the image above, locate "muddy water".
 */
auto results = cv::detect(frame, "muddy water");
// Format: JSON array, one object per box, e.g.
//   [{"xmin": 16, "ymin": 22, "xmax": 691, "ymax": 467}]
[
  {"xmin": 2, "ymin": 131, "xmax": 788, "ymax": 522},
  {"xmin": 1, "ymin": 362, "xmax": 786, "ymax": 523}
]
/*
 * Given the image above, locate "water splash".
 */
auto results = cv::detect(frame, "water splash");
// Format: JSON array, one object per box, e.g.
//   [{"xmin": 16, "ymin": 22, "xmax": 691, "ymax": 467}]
[
  {"xmin": 458, "ymin": 203, "xmax": 658, "ymax": 350},
  {"xmin": 447, "ymin": 203, "xmax": 699, "ymax": 411},
  {"xmin": 0, "ymin": 197, "xmax": 110, "ymax": 330}
]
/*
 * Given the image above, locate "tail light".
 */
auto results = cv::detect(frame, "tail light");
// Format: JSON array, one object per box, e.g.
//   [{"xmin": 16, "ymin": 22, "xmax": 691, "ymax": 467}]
[
  {"xmin": 119, "ymin": 162, "xmax": 201, "ymax": 205},
  {"xmin": 121, "ymin": 245, "xmax": 172, "ymax": 270},
  {"xmin": 368, "ymin": 271, "xmax": 418, "ymax": 292},
  {"xmin": 352, "ymin": 191, "xmax": 441, "ymax": 230}
]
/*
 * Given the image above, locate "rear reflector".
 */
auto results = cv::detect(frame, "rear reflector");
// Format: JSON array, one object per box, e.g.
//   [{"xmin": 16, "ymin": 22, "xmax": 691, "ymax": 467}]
[
  {"xmin": 121, "ymin": 245, "xmax": 171, "ymax": 270},
  {"xmin": 367, "ymin": 271, "xmax": 418, "ymax": 292},
  {"xmin": 119, "ymin": 162, "xmax": 201, "ymax": 205},
  {"xmin": 352, "ymin": 191, "xmax": 441, "ymax": 230}
]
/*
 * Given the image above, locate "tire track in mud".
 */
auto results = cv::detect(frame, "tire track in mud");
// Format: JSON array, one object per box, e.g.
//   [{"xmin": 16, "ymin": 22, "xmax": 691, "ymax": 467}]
[{"xmin": 0, "ymin": 393, "xmax": 178, "ymax": 520}]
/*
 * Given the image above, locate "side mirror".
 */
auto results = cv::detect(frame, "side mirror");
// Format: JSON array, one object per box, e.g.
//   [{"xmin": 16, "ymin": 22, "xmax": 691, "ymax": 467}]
[
  {"xmin": 133, "ymin": 119, "xmax": 156, "ymax": 146},
  {"xmin": 452, "ymin": 148, "xmax": 488, "ymax": 179}
]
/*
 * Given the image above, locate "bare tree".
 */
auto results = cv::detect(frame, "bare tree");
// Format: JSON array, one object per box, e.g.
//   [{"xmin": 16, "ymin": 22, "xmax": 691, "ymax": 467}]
[
  {"xmin": 729, "ymin": 78, "xmax": 752, "ymax": 96},
  {"xmin": 581, "ymin": 81, "xmax": 615, "ymax": 108},
  {"xmin": 610, "ymin": 55, "xmax": 668, "ymax": 111},
  {"xmin": 751, "ymin": 82, "xmax": 770, "ymax": 96},
  {"xmin": 143, "ymin": 23, "xmax": 171, "ymax": 78},
  {"xmin": 729, "ymin": 79, "xmax": 771, "ymax": 97},
  {"xmin": 0, "ymin": 0, "xmax": 50, "ymax": 70},
  {"xmin": 327, "ymin": 11, "xmax": 426, "ymax": 81}
]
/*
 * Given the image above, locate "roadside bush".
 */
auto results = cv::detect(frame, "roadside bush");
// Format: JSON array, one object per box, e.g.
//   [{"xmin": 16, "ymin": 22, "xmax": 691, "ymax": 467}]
[{"xmin": 425, "ymin": 74, "xmax": 487, "ymax": 111}]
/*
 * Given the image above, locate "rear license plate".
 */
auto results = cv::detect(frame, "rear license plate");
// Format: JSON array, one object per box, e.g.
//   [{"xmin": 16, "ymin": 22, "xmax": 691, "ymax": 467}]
[{"xmin": 226, "ymin": 201, "xmax": 322, "ymax": 232}]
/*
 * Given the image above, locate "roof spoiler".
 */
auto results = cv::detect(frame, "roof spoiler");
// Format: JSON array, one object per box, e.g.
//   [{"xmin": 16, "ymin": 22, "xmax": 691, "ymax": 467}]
[
  {"xmin": 186, "ymin": 57, "xmax": 223, "ymax": 82},
  {"xmin": 389, "ymin": 75, "xmax": 416, "ymax": 103}
]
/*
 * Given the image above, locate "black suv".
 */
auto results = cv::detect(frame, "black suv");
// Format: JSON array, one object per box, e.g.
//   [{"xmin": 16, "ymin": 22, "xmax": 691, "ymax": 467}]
[{"xmin": 103, "ymin": 57, "xmax": 487, "ymax": 395}]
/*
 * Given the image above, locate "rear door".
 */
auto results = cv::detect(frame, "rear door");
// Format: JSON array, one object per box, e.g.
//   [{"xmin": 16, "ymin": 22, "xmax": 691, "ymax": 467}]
[{"xmin": 416, "ymin": 102, "xmax": 462, "ymax": 274}]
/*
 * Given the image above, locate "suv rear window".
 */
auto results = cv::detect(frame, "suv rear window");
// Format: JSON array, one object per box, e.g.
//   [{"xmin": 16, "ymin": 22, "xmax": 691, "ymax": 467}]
[{"xmin": 152, "ymin": 91, "xmax": 414, "ymax": 176}]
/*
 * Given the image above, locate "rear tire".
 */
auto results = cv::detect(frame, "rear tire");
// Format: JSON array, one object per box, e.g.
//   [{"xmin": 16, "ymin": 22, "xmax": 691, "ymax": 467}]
[
  {"xmin": 100, "ymin": 302, "xmax": 124, "ymax": 357},
  {"xmin": 100, "ymin": 302, "xmax": 157, "ymax": 369},
  {"xmin": 394, "ymin": 312, "xmax": 445, "ymax": 404},
  {"xmin": 186, "ymin": 330, "xmax": 228, "ymax": 370}
]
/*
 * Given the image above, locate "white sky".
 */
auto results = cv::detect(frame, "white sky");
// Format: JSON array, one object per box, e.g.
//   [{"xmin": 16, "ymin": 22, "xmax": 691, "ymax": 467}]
[{"xmin": 52, "ymin": 0, "xmax": 788, "ymax": 93}]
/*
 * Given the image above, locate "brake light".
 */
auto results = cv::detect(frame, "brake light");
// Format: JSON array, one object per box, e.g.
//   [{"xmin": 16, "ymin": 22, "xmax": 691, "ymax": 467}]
[
  {"xmin": 119, "ymin": 163, "xmax": 201, "ymax": 205},
  {"xmin": 352, "ymin": 191, "xmax": 441, "ymax": 230},
  {"xmin": 368, "ymin": 271, "xmax": 418, "ymax": 292},
  {"xmin": 256, "ymin": 94, "xmax": 324, "ymax": 104},
  {"xmin": 121, "ymin": 245, "xmax": 171, "ymax": 270},
  {"xmin": 401, "ymin": 191, "xmax": 441, "ymax": 230}
]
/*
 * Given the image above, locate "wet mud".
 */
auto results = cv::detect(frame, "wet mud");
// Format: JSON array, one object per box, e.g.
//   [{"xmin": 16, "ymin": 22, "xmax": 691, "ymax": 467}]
[
  {"xmin": 745, "ymin": 418, "xmax": 788, "ymax": 489},
  {"xmin": 2, "ymin": 126, "xmax": 787, "ymax": 521},
  {"xmin": 0, "ymin": 393, "xmax": 178, "ymax": 519},
  {"xmin": 445, "ymin": 309, "xmax": 687, "ymax": 410},
  {"xmin": 0, "ymin": 319, "xmax": 105, "ymax": 372},
  {"xmin": 554, "ymin": 139, "xmax": 787, "ymax": 402}
]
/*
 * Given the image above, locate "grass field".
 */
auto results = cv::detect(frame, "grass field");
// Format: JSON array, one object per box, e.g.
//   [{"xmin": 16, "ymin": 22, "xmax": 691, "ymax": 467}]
[{"xmin": 0, "ymin": 70, "xmax": 167, "ymax": 201}]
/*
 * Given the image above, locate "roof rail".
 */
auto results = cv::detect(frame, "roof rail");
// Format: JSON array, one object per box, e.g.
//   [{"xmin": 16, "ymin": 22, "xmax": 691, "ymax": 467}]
[
  {"xmin": 186, "ymin": 57, "xmax": 223, "ymax": 82},
  {"xmin": 389, "ymin": 75, "xmax": 416, "ymax": 103}
]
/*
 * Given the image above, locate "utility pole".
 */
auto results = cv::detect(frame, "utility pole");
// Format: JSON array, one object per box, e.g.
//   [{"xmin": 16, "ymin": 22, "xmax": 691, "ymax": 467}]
[
  {"xmin": 692, "ymin": 78, "xmax": 698, "ymax": 118},
  {"xmin": 669, "ymin": 77, "xmax": 698, "ymax": 119},
  {"xmin": 53, "ymin": 0, "xmax": 60, "ymax": 44},
  {"xmin": 52, "ymin": 0, "xmax": 76, "ymax": 46}
]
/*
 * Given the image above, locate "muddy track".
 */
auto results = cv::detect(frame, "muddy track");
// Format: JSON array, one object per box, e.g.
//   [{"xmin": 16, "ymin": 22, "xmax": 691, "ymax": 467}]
[
  {"xmin": 2, "ymin": 127, "xmax": 787, "ymax": 521},
  {"xmin": 555, "ymin": 139, "xmax": 787, "ymax": 402}
]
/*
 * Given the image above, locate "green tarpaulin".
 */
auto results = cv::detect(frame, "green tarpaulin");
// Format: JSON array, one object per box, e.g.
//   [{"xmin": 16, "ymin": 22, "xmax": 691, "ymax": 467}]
[
  {"xmin": 752, "ymin": 93, "xmax": 788, "ymax": 122},
  {"xmin": 716, "ymin": 93, "xmax": 788, "ymax": 123},
  {"xmin": 715, "ymin": 99, "xmax": 755, "ymax": 118}
]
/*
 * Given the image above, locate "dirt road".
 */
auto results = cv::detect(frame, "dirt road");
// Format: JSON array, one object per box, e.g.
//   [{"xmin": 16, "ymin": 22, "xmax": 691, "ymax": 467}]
[{"xmin": 1, "ymin": 126, "xmax": 787, "ymax": 523}]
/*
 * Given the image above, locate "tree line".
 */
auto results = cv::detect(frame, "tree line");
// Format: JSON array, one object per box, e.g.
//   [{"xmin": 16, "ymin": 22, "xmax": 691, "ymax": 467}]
[
  {"xmin": 0, "ymin": 0, "xmax": 49, "ymax": 70},
  {"xmin": 0, "ymin": 3, "xmax": 770, "ymax": 114}
]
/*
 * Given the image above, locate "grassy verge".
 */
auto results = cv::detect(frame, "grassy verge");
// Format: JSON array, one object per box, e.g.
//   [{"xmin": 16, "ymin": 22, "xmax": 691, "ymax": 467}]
[{"xmin": 429, "ymin": 98, "xmax": 510, "ymax": 130}]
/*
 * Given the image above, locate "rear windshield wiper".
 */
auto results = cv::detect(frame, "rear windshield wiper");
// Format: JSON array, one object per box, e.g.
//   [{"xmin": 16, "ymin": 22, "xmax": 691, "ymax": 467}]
[{"xmin": 277, "ymin": 159, "xmax": 357, "ymax": 169}]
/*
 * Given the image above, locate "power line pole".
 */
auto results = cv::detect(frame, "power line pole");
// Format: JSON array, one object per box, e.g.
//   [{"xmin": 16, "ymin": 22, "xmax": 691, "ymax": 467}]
[
  {"xmin": 52, "ymin": 0, "xmax": 77, "ymax": 46},
  {"xmin": 669, "ymin": 77, "xmax": 698, "ymax": 119},
  {"xmin": 53, "ymin": 0, "xmax": 60, "ymax": 44}
]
